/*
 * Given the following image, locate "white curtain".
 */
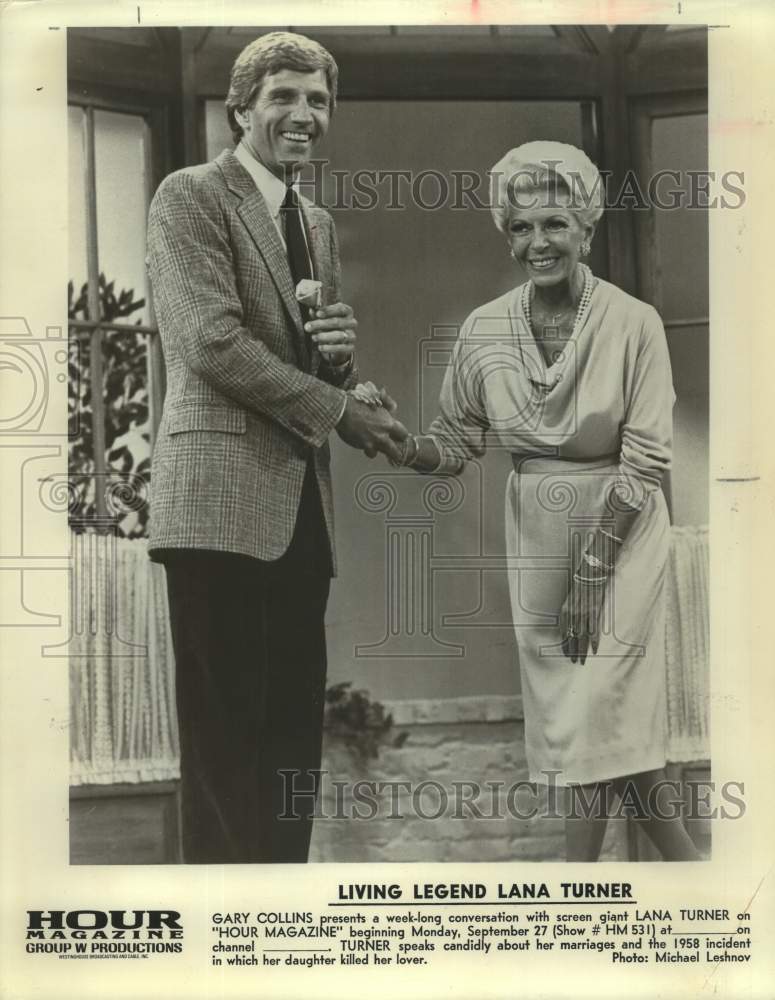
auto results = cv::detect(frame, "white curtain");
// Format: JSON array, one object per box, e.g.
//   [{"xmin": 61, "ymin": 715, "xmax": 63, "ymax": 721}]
[
  {"xmin": 69, "ymin": 526, "xmax": 710, "ymax": 785},
  {"xmin": 664, "ymin": 524, "xmax": 710, "ymax": 762},
  {"xmin": 69, "ymin": 535, "xmax": 179, "ymax": 784}
]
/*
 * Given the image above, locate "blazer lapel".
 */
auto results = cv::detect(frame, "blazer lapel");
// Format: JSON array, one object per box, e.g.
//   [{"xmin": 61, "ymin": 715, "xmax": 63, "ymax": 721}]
[{"xmin": 216, "ymin": 150, "xmax": 310, "ymax": 370}]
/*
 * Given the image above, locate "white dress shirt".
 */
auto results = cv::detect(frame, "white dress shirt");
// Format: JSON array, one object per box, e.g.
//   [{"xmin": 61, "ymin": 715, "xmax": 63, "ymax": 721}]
[{"xmin": 234, "ymin": 140, "xmax": 312, "ymax": 263}]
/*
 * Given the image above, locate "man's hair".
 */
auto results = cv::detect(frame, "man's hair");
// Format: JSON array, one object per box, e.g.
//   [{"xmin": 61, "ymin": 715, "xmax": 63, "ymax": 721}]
[{"xmin": 225, "ymin": 31, "xmax": 339, "ymax": 142}]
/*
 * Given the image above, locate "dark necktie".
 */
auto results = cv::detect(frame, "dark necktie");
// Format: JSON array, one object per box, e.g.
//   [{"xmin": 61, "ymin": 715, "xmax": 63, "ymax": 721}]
[{"xmin": 281, "ymin": 185, "xmax": 313, "ymax": 287}]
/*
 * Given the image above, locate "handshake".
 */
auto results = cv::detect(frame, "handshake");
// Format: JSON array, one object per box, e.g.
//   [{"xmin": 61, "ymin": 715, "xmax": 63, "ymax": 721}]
[{"xmin": 335, "ymin": 381, "xmax": 412, "ymax": 463}]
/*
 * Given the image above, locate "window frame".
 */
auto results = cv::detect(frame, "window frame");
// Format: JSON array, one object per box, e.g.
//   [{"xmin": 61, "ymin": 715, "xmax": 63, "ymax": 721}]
[{"xmin": 68, "ymin": 87, "xmax": 168, "ymax": 524}]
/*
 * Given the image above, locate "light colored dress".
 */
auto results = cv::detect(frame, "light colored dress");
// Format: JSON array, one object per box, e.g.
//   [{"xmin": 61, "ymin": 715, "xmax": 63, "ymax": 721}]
[{"xmin": 428, "ymin": 265, "xmax": 675, "ymax": 785}]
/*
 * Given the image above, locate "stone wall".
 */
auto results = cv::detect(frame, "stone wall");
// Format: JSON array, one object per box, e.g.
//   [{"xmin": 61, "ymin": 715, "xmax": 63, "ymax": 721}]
[{"xmin": 310, "ymin": 696, "xmax": 627, "ymax": 863}]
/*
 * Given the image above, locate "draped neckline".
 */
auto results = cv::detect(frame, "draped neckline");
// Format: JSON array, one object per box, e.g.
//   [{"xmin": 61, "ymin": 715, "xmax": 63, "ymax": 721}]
[{"xmin": 510, "ymin": 262, "xmax": 598, "ymax": 394}]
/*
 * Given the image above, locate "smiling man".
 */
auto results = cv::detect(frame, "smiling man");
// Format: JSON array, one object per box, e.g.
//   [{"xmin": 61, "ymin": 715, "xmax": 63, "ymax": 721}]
[{"xmin": 146, "ymin": 32, "xmax": 407, "ymax": 864}]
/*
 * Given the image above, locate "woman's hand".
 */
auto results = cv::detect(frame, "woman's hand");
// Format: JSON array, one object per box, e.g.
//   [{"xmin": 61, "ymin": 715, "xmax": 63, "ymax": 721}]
[{"xmin": 559, "ymin": 575, "xmax": 606, "ymax": 665}]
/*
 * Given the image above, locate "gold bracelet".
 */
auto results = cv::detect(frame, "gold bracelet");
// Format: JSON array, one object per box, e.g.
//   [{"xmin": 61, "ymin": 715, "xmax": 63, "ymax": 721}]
[{"xmin": 388, "ymin": 434, "xmax": 419, "ymax": 468}]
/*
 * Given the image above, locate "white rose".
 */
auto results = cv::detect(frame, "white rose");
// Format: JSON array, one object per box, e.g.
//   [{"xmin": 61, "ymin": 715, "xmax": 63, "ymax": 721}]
[{"xmin": 295, "ymin": 279, "xmax": 323, "ymax": 309}]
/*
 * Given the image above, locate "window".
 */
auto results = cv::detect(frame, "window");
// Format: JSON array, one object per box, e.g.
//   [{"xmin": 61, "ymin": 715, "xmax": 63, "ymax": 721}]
[
  {"xmin": 631, "ymin": 95, "xmax": 709, "ymax": 527},
  {"xmin": 68, "ymin": 101, "xmax": 162, "ymax": 537}
]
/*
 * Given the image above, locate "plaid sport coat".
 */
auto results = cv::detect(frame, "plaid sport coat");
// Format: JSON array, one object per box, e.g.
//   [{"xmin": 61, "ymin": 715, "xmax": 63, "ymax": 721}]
[{"xmin": 145, "ymin": 148, "xmax": 357, "ymax": 568}]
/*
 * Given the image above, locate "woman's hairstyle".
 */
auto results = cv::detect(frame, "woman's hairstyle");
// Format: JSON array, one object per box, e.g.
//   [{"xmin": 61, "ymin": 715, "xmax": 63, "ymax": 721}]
[
  {"xmin": 225, "ymin": 31, "xmax": 339, "ymax": 142},
  {"xmin": 489, "ymin": 141, "xmax": 605, "ymax": 232}
]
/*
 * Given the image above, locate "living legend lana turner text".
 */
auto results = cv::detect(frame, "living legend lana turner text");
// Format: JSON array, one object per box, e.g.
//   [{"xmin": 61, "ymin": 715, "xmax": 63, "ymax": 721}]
[{"xmin": 336, "ymin": 881, "xmax": 634, "ymax": 900}]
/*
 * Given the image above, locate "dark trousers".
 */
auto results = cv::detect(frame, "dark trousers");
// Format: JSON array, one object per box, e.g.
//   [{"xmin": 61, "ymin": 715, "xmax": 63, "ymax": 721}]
[{"xmin": 163, "ymin": 466, "xmax": 331, "ymax": 864}]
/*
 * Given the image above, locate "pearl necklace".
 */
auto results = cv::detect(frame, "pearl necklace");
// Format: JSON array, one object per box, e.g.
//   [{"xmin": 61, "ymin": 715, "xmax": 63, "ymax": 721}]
[{"xmin": 521, "ymin": 263, "xmax": 595, "ymax": 346}]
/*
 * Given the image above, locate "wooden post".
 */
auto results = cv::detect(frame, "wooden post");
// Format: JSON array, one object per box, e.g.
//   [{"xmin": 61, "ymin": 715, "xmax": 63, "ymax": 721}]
[
  {"xmin": 596, "ymin": 27, "xmax": 639, "ymax": 296},
  {"xmin": 83, "ymin": 106, "xmax": 109, "ymax": 521},
  {"xmin": 155, "ymin": 27, "xmax": 206, "ymax": 169}
]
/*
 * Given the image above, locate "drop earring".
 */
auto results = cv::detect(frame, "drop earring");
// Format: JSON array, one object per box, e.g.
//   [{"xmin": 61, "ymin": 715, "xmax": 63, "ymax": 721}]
[{"xmin": 580, "ymin": 240, "xmax": 591, "ymax": 257}]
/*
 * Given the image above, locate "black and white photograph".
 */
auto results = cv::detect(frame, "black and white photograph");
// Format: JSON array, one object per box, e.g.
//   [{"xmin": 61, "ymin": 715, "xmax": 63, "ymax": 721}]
[
  {"xmin": 66, "ymin": 22, "xmax": 710, "ymax": 866},
  {"xmin": 0, "ymin": 3, "xmax": 773, "ymax": 999}
]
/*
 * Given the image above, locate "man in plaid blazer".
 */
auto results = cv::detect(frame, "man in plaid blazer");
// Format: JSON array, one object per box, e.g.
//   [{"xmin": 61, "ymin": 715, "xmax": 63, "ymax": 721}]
[{"xmin": 146, "ymin": 32, "xmax": 406, "ymax": 863}]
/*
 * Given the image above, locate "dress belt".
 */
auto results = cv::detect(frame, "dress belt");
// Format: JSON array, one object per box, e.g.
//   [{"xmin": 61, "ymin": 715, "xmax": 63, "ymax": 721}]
[{"xmin": 511, "ymin": 453, "xmax": 619, "ymax": 475}]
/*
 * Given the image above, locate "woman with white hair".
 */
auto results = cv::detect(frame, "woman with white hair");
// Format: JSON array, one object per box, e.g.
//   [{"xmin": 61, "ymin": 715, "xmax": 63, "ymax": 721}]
[{"xmin": 365, "ymin": 141, "xmax": 699, "ymax": 861}]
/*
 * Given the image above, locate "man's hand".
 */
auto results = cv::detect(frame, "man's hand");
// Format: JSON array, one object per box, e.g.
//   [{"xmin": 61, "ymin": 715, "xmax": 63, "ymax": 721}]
[
  {"xmin": 305, "ymin": 302, "xmax": 357, "ymax": 364},
  {"xmin": 336, "ymin": 395, "xmax": 408, "ymax": 463},
  {"xmin": 378, "ymin": 386, "xmax": 399, "ymax": 414},
  {"xmin": 349, "ymin": 381, "xmax": 399, "ymax": 413}
]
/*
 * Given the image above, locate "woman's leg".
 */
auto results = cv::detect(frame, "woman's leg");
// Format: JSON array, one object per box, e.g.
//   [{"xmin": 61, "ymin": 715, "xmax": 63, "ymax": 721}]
[
  {"xmin": 564, "ymin": 782, "xmax": 614, "ymax": 862},
  {"xmin": 614, "ymin": 768, "xmax": 701, "ymax": 861}
]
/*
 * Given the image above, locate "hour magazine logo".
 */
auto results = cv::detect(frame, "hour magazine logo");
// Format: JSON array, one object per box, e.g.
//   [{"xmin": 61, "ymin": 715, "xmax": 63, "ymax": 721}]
[{"xmin": 25, "ymin": 910, "xmax": 184, "ymax": 958}]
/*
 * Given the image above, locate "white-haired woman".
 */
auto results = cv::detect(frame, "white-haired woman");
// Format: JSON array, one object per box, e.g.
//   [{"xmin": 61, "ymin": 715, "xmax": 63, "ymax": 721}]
[{"xmin": 364, "ymin": 141, "xmax": 699, "ymax": 862}]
